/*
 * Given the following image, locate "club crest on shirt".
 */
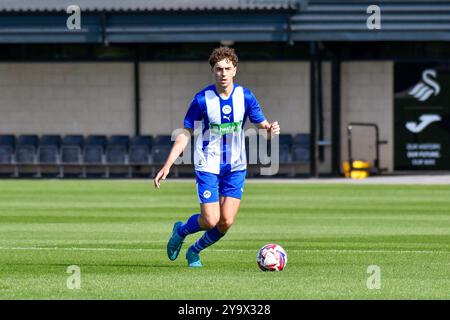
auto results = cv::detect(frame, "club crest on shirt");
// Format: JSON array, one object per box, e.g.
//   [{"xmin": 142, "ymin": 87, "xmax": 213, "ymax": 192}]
[{"xmin": 222, "ymin": 105, "xmax": 232, "ymax": 115}]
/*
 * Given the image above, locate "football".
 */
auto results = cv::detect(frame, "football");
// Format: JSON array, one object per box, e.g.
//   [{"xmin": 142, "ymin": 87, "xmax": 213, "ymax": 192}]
[{"xmin": 256, "ymin": 243, "xmax": 287, "ymax": 271}]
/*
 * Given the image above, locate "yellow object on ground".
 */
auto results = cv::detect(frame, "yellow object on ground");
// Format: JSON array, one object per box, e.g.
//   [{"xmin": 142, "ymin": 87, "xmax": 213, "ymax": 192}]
[{"xmin": 342, "ymin": 160, "xmax": 371, "ymax": 179}]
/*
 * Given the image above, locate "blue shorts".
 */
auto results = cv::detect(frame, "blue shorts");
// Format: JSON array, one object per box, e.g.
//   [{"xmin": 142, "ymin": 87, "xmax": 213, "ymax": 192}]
[{"xmin": 195, "ymin": 169, "xmax": 247, "ymax": 204}]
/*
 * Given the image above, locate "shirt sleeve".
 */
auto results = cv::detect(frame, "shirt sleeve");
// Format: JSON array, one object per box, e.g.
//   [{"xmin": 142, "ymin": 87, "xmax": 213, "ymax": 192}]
[
  {"xmin": 183, "ymin": 96, "xmax": 203, "ymax": 129},
  {"xmin": 246, "ymin": 90, "xmax": 266, "ymax": 124}
]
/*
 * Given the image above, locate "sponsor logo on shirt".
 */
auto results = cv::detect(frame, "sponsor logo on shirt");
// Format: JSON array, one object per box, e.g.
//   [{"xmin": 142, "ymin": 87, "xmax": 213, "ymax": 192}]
[{"xmin": 210, "ymin": 121, "xmax": 242, "ymax": 135}]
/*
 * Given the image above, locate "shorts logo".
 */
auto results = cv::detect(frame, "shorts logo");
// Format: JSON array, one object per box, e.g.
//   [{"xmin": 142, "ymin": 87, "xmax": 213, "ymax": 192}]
[
  {"xmin": 222, "ymin": 105, "xmax": 232, "ymax": 115},
  {"xmin": 203, "ymin": 190, "xmax": 211, "ymax": 199}
]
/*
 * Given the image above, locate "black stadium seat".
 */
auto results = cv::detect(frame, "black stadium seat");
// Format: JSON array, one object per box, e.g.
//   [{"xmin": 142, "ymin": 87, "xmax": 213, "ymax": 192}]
[
  {"xmin": 278, "ymin": 134, "xmax": 292, "ymax": 163},
  {"xmin": 0, "ymin": 146, "xmax": 13, "ymax": 164},
  {"xmin": 131, "ymin": 135, "xmax": 153, "ymax": 148},
  {"xmin": 108, "ymin": 135, "xmax": 129, "ymax": 148},
  {"xmin": 292, "ymin": 133, "xmax": 310, "ymax": 162},
  {"xmin": 292, "ymin": 146, "xmax": 310, "ymax": 162},
  {"xmin": 0, "ymin": 135, "xmax": 15, "ymax": 165},
  {"xmin": 61, "ymin": 146, "xmax": 82, "ymax": 164},
  {"xmin": 0, "ymin": 135, "xmax": 16, "ymax": 151},
  {"xmin": 39, "ymin": 135, "xmax": 61, "ymax": 148},
  {"xmin": 106, "ymin": 135, "xmax": 129, "ymax": 164},
  {"xmin": 293, "ymin": 133, "xmax": 310, "ymax": 146},
  {"xmin": 279, "ymin": 134, "xmax": 293, "ymax": 148},
  {"xmin": 38, "ymin": 135, "xmax": 61, "ymax": 164},
  {"xmin": 17, "ymin": 134, "xmax": 38, "ymax": 148},
  {"xmin": 151, "ymin": 135, "xmax": 172, "ymax": 164},
  {"xmin": 153, "ymin": 135, "xmax": 172, "ymax": 146},
  {"xmin": 279, "ymin": 144, "xmax": 291, "ymax": 163},
  {"xmin": 84, "ymin": 145, "xmax": 103, "ymax": 164},
  {"xmin": 85, "ymin": 135, "xmax": 107, "ymax": 148},
  {"xmin": 62, "ymin": 135, "xmax": 84, "ymax": 148},
  {"xmin": 129, "ymin": 146, "xmax": 149, "ymax": 164},
  {"xmin": 84, "ymin": 135, "xmax": 106, "ymax": 164},
  {"xmin": 38, "ymin": 146, "xmax": 59, "ymax": 164},
  {"xmin": 151, "ymin": 145, "xmax": 171, "ymax": 164},
  {"xmin": 129, "ymin": 135, "xmax": 152, "ymax": 165},
  {"xmin": 16, "ymin": 135, "xmax": 38, "ymax": 164},
  {"xmin": 15, "ymin": 145, "xmax": 35, "ymax": 165},
  {"xmin": 106, "ymin": 146, "xmax": 126, "ymax": 164},
  {"xmin": 61, "ymin": 135, "xmax": 84, "ymax": 164}
]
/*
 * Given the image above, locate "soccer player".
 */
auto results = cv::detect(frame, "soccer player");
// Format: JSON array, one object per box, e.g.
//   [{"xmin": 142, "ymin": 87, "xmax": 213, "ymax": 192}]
[{"xmin": 154, "ymin": 47, "xmax": 280, "ymax": 267}]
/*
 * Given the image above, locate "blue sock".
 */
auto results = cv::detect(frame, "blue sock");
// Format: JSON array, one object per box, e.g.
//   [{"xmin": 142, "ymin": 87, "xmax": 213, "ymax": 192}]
[
  {"xmin": 190, "ymin": 227, "xmax": 224, "ymax": 254},
  {"xmin": 177, "ymin": 214, "xmax": 202, "ymax": 237}
]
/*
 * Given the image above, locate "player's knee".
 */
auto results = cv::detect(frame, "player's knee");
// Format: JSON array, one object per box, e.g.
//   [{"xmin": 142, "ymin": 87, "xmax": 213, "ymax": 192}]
[
  {"xmin": 199, "ymin": 215, "xmax": 219, "ymax": 229},
  {"xmin": 218, "ymin": 218, "xmax": 234, "ymax": 231}
]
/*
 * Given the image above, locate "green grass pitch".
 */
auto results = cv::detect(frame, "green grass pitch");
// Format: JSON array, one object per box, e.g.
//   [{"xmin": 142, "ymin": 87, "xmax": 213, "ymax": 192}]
[{"xmin": 0, "ymin": 180, "xmax": 449, "ymax": 299}]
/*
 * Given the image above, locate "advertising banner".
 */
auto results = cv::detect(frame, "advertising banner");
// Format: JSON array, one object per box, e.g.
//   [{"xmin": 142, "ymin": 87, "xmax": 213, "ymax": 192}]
[{"xmin": 394, "ymin": 63, "xmax": 450, "ymax": 170}]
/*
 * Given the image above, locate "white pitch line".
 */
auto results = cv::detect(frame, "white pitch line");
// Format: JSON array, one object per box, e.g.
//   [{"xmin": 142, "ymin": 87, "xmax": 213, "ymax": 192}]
[{"xmin": 0, "ymin": 247, "xmax": 447, "ymax": 254}]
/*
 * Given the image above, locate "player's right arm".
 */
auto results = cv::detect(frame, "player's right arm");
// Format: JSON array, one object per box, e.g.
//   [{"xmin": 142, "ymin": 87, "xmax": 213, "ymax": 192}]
[
  {"xmin": 154, "ymin": 94, "xmax": 201, "ymax": 189},
  {"xmin": 153, "ymin": 128, "xmax": 193, "ymax": 189}
]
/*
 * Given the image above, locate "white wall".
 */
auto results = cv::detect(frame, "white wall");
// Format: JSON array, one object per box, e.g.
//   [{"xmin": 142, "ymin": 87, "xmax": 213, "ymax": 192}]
[
  {"xmin": 140, "ymin": 61, "xmax": 311, "ymax": 135},
  {"xmin": 0, "ymin": 63, "xmax": 134, "ymax": 135},
  {"xmin": 0, "ymin": 61, "xmax": 311, "ymax": 136}
]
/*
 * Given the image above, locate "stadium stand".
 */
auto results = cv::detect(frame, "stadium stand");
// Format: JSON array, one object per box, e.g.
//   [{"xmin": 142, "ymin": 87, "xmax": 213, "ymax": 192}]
[
  {"xmin": 152, "ymin": 135, "xmax": 173, "ymax": 164},
  {"xmin": 16, "ymin": 135, "xmax": 38, "ymax": 164},
  {"xmin": 0, "ymin": 145, "xmax": 13, "ymax": 164},
  {"xmin": 128, "ymin": 135, "xmax": 153, "ymax": 178},
  {"xmin": 83, "ymin": 135, "xmax": 107, "ymax": 177},
  {"xmin": 106, "ymin": 135, "xmax": 130, "ymax": 177},
  {"xmin": 129, "ymin": 135, "xmax": 153, "ymax": 165},
  {"xmin": 84, "ymin": 135, "xmax": 107, "ymax": 164},
  {"xmin": 279, "ymin": 134, "xmax": 293, "ymax": 164},
  {"xmin": 0, "ymin": 135, "xmax": 15, "ymax": 164},
  {"xmin": 38, "ymin": 135, "xmax": 61, "ymax": 177},
  {"xmin": 292, "ymin": 133, "xmax": 310, "ymax": 163},
  {"xmin": 60, "ymin": 135, "xmax": 84, "ymax": 177},
  {"xmin": 61, "ymin": 135, "xmax": 84, "ymax": 164},
  {"xmin": 15, "ymin": 135, "xmax": 38, "ymax": 177},
  {"xmin": 106, "ymin": 135, "xmax": 129, "ymax": 164},
  {"xmin": 0, "ymin": 135, "xmax": 15, "ymax": 151},
  {"xmin": 0, "ymin": 133, "xmax": 311, "ymax": 178},
  {"xmin": 38, "ymin": 135, "xmax": 61, "ymax": 164}
]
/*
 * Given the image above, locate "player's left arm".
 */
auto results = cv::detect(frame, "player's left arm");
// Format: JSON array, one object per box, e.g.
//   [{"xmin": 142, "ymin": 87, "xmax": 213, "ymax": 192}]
[
  {"xmin": 257, "ymin": 120, "xmax": 280, "ymax": 138},
  {"xmin": 246, "ymin": 89, "xmax": 280, "ymax": 138}
]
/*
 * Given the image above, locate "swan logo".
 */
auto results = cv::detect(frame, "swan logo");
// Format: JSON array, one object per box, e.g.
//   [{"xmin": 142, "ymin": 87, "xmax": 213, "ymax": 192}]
[
  {"xmin": 405, "ymin": 114, "xmax": 442, "ymax": 133},
  {"xmin": 408, "ymin": 69, "xmax": 440, "ymax": 101}
]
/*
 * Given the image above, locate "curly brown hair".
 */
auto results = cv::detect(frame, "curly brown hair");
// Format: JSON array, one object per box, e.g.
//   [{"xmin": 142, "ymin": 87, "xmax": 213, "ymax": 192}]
[{"xmin": 208, "ymin": 47, "xmax": 238, "ymax": 68}]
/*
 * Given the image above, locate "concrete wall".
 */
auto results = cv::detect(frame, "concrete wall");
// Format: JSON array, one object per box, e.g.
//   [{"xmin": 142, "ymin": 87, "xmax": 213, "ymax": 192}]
[
  {"xmin": 341, "ymin": 61, "xmax": 394, "ymax": 172},
  {"xmin": 140, "ymin": 61, "xmax": 310, "ymax": 135},
  {"xmin": 0, "ymin": 63, "xmax": 134, "ymax": 135},
  {"xmin": 0, "ymin": 62, "xmax": 310, "ymax": 137},
  {"xmin": 140, "ymin": 62, "xmax": 211, "ymax": 135}
]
